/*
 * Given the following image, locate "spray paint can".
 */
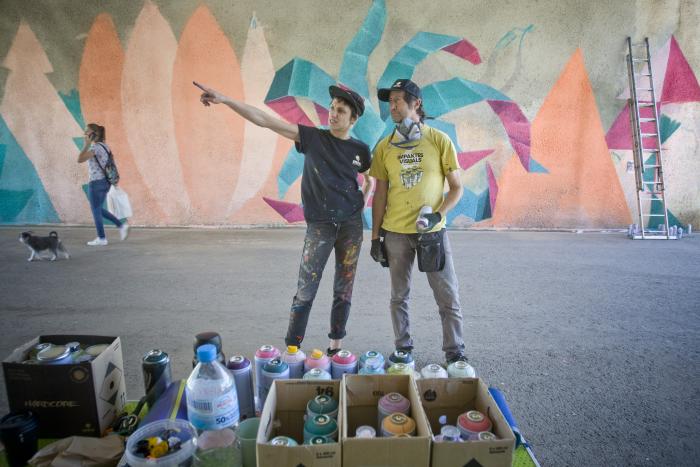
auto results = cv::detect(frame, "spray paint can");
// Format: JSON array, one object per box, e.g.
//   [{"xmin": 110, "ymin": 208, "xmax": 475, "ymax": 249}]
[
  {"xmin": 227, "ymin": 355, "xmax": 255, "ymax": 421},
  {"xmin": 447, "ymin": 361, "xmax": 476, "ymax": 378},
  {"xmin": 270, "ymin": 436, "xmax": 298, "ymax": 446},
  {"xmin": 355, "ymin": 425, "xmax": 376, "ymax": 438},
  {"xmin": 303, "ymin": 368, "xmax": 332, "ymax": 381},
  {"xmin": 377, "ymin": 392, "xmax": 410, "ymax": 431},
  {"xmin": 331, "ymin": 350, "xmax": 358, "ymax": 379},
  {"xmin": 304, "ymin": 349, "xmax": 331, "ymax": 373},
  {"xmin": 254, "ymin": 345, "xmax": 281, "ymax": 407},
  {"xmin": 435, "ymin": 425, "xmax": 462, "ymax": 442},
  {"xmin": 359, "ymin": 357, "xmax": 385, "ymax": 375},
  {"xmin": 27, "ymin": 343, "xmax": 50, "ymax": 360},
  {"xmin": 457, "ymin": 410, "xmax": 492, "ymax": 440},
  {"xmin": 381, "ymin": 413, "xmax": 416, "ymax": 437},
  {"xmin": 416, "ymin": 205, "xmax": 433, "ymax": 232},
  {"xmin": 36, "ymin": 345, "xmax": 72, "ymax": 365},
  {"xmin": 420, "ymin": 364, "xmax": 448, "ymax": 379},
  {"xmin": 306, "ymin": 394, "xmax": 339, "ymax": 420},
  {"xmin": 388, "ymin": 350, "xmax": 414, "ymax": 369},
  {"xmin": 359, "ymin": 350, "xmax": 385, "ymax": 370},
  {"xmin": 303, "ymin": 414, "xmax": 338, "ymax": 443},
  {"xmin": 142, "ymin": 349, "xmax": 172, "ymax": 407},
  {"xmin": 192, "ymin": 331, "xmax": 225, "ymax": 367},
  {"xmin": 281, "ymin": 346, "xmax": 306, "ymax": 379},
  {"xmin": 306, "ymin": 435, "xmax": 332, "ymax": 445},
  {"xmin": 260, "ymin": 358, "xmax": 289, "ymax": 409},
  {"xmin": 387, "ymin": 363, "xmax": 412, "ymax": 376},
  {"xmin": 478, "ymin": 431, "xmax": 497, "ymax": 441}
]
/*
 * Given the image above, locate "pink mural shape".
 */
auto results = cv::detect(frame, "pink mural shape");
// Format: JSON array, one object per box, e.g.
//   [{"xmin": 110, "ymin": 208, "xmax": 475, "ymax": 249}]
[
  {"xmin": 442, "ymin": 39, "xmax": 482, "ymax": 65},
  {"xmin": 487, "ymin": 100, "xmax": 531, "ymax": 171},
  {"xmin": 661, "ymin": 36, "xmax": 700, "ymax": 103},
  {"xmin": 458, "ymin": 149, "xmax": 494, "ymax": 170},
  {"xmin": 314, "ymin": 103, "xmax": 330, "ymax": 126},
  {"xmin": 267, "ymin": 96, "xmax": 315, "ymax": 127},
  {"xmin": 486, "ymin": 162, "xmax": 498, "ymax": 215},
  {"xmin": 263, "ymin": 197, "xmax": 305, "ymax": 223},
  {"xmin": 172, "ymin": 4, "xmax": 244, "ymax": 223},
  {"xmin": 605, "ymin": 105, "xmax": 659, "ymax": 150}
]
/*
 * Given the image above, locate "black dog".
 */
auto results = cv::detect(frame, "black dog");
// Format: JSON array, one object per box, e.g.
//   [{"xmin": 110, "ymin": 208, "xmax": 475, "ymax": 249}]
[{"xmin": 18, "ymin": 231, "xmax": 70, "ymax": 261}]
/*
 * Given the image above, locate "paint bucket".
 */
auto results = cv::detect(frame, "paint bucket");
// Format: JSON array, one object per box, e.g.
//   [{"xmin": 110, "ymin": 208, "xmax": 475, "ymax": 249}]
[
  {"xmin": 380, "ymin": 413, "xmax": 416, "ymax": 437},
  {"xmin": 269, "ymin": 436, "xmax": 297, "ymax": 446},
  {"xmin": 359, "ymin": 357, "xmax": 385, "ymax": 375},
  {"xmin": 306, "ymin": 395, "xmax": 339, "ymax": 420},
  {"xmin": 227, "ymin": 355, "xmax": 256, "ymax": 421},
  {"xmin": 359, "ymin": 350, "xmax": 385, "ymax": 370},
  {"xmin": 302, "ymin": 368, "xmax": 332, "ymax": 381},
  {"xmin": 457, "ymin": 410, "xmax": 492, "ymax": 440},
  {"xmin": 254, "ymin": 345, "xmax": 280, "ymax": 408},
  {"xmin": 420, "ymin": 363, "xmax": 448, "ymax": 379},
  {"xmin": 281, "ymin": 346, "xmax": 306, "ymax": 379},
  {"xmin": 387, "ymin": 363, "xmax": 412, "ymax": 376},
  {"xmin": 355, "ymin": 425, "xmax": 376, "ymax": 438},
  {"xmin": 388, "ymin": 350, "xmax": 414, "ymax": 369},
  {"xmin": 260, "ymin": 359, "xmax": 289, "ymax": 409},
  {"xmin": 304, "ymin": 349, "xmax": 331, "ymax": 373},
  {"xmin": 447, "ymin": 361, "xmax": 476, "ymax": 378},
  {"xmin": 303, "ymin": 414, "xmax": 338, "ymax": 443},
  {"xmin": 330, "ymin": 350, "xmax": 358, "ymax": 379},
  {"xmin": 377, "ymin": 392, "xmax": 410, "ymax": 431}
]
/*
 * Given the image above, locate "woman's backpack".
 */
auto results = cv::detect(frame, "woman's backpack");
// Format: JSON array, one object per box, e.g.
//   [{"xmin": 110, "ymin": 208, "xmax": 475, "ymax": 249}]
[{"xmin": 94, "ymin": 143, "xmax": 120, "ymax": 185}]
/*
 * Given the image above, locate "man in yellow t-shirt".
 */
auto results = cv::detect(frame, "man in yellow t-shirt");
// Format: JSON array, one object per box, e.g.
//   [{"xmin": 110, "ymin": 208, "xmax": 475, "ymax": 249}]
[{"xmin": 369, "ymin": 78, "xmax": 467, "ymax": 365}]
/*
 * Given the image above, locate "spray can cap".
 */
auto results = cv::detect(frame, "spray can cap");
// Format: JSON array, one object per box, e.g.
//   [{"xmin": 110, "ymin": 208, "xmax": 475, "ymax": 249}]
[
  {"xmin": 311, "ymin": 349, "xmax": 324, "ymax": 359},
  {"xmin": 287, "ymin": 345, "xmax": 298, "ymax": 354}
]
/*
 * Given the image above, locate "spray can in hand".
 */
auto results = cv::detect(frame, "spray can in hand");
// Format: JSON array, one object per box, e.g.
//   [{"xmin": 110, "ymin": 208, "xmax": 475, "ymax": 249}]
[{"xmin": 416, "ymin": 206, "xmax": 432, "ymax": 232}]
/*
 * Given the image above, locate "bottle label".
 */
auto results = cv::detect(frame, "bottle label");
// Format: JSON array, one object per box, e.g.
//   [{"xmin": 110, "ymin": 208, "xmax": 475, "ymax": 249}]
[{"xmin": 188, "ymin": 389, "xmax": 239, "ymax": 430}]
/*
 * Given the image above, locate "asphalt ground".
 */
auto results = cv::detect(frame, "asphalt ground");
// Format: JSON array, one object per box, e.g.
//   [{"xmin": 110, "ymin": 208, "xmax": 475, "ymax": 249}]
[{"xmin": 1, "ymin": 226, "xmax": 698, "ymax": 466}]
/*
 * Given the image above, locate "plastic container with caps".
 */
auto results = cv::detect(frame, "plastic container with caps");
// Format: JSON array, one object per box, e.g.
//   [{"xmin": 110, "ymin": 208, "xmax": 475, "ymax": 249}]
[
  {"xmin": 125, "ymin": 418, "xmax": 198, "ymax": 467},
  {"xmin": 186, "ymin": 344, "xmax": 239, "ymax": 431}
]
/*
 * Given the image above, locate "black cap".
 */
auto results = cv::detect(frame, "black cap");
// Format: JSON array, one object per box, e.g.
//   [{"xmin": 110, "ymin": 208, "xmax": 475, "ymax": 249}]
[
  {"xmin": 329, "ymin": 85, "xmax": 365, "ymax": 117},
  {"xmin": 377, "ymin": 79, "xmax": 422, "ymax": 102}
]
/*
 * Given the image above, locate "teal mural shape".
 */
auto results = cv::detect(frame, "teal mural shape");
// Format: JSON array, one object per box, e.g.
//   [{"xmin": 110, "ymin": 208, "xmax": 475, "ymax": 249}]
[
  {"xmin": 59, "ymin": 89, "xmax": 85, "ymax": 130},
  {"xmin": 659, "ymin": 114, "xmax": 681, "ymax": 143},
  {"xmin": 0, "ymin": 116, "xmax": 60, "ymax": 223}
]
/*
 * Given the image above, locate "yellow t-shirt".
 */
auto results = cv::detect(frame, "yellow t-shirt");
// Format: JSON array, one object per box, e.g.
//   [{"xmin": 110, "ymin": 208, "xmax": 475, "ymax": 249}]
[{"xmin": 369, "ymin": 125, "xmax": 459, "ymax": 233}]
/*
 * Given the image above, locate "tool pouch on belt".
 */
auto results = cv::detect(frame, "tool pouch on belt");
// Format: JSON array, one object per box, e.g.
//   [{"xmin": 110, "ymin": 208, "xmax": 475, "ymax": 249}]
[{"xmin": 416, "ymin": 229, "xmax": 446, "ymax": 272}]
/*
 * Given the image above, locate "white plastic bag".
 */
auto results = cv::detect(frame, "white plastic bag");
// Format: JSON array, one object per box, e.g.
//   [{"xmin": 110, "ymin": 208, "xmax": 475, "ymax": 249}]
[{"xmin": 107, "ymin": 185, "xmax": 132, "ymax": 219}]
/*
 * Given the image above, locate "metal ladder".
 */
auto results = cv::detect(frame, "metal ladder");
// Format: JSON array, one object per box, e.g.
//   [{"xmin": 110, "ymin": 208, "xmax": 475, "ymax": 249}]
[{"xmin": 626, "ymin": 37, "xmax": 674, "ymax": 239}]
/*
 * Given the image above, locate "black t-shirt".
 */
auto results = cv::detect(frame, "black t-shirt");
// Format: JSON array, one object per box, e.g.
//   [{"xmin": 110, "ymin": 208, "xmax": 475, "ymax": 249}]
[{"xmin": 295, "ymin": 125, "xmax": 371, "ymax": 223}]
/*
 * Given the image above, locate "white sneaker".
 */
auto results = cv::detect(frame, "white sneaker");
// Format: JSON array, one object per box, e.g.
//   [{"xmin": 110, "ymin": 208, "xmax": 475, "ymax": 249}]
[
  {"xmin": 87, "ymin": 237, "xmax": 108, "ymax": 246},
  {"xmin": 119, "ymin": 223, "xmax": 130, "ymax": 241}
]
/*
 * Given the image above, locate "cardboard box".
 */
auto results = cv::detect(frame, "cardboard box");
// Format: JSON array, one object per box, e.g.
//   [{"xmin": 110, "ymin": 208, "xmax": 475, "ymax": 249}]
[
  {"xmin": 257, "ymin": 379, "xmax": 341, "ymax": 467},
  {"xmin": 2, "ymin": 335, "xmax": 127, "ymax": 438},
  {"xmin": 417, "ymin": 378, "xmax": 516, "ymax": 467},
  {"xmin": 342, "ymin": 374, "xmax": 431, "ymax": 467}
]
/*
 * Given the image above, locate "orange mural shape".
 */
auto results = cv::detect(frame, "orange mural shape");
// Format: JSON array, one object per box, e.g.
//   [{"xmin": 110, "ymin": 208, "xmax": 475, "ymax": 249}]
[
  {"xmin": 489, "ymin": 49, "xmax": 632, "ymax": 228},
  {"xmin": 79, "ymin": 13, "xmax": 166, "ymax": 225},
  {"xmin": 172, "ymin": 5, "xmax": 245, "ymax": 224}
]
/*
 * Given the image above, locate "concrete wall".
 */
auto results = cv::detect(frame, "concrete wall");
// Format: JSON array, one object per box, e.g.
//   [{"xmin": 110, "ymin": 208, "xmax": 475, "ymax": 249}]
[{"xmin": 0, "ymin": 0, "xmax": 698, "ymax": 228}]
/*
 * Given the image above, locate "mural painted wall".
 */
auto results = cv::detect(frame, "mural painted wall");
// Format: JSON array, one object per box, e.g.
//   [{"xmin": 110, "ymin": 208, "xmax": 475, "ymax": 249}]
[{"xmin": 0, "ymin": 0, "xmax": 698, "ymax": 228}]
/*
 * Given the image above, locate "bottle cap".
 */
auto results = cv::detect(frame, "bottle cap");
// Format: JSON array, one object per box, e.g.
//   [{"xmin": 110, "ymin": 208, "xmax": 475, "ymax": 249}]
[
  {"xmin": 287, "ymin": 345, "xmax": 298, "ymax": 353},
  {"xmin": 196, "ymin": 344, "xmax": 217, "ymax": 363},
  {"xmin": 311, "ymin": 349, "xmax": 324, "ymax": 359}
]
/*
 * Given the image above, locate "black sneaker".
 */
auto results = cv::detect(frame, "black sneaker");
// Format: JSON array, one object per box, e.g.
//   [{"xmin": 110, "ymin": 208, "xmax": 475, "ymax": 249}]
[
  {"xmin": 327, "ymin": 347, "xmax": 342, "ymax": 357},
  {"xmin": 446, "ymin": 354, "xmax": 468, "ymax": 365}
]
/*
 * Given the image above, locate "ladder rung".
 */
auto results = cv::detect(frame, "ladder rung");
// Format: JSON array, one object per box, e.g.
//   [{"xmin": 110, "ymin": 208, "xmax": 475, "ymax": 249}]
[
  {"xmin": 637, "ymin": 103, "xmax": 655, "ymax": 107},
  {"xmin": 640, "ymin": 133, "xmax": 658, "ymax": 136},
  {"xmin": 642, "ymin": 181, "xmax": 663, "ymax": 185},
  {"xmin": 642, "ymin": 214, "xmax": 666, "ymax": 217},
  {"xmin": 636, "ymin": 88, "xmax": 653, "ymax": 91},
  {"xmin": 638, "ymin": 73, "xmax": 652, "ymax": 76},
  {"xmin": 641, "ymin": 148, "xmax": 661, "ymax": 151},
  {"xmin": 643, "ymin": 164, "xmax": 661, "ymax": 168},
  {"xmin": 639, "ymin": 118, "xmax": 656, "ymax": 122},
  {"xmin": 632, "ymin": 58, "xmax": 649, "ymax": 62},
  {"xmin": 640, "ymin": 192, "xmax": 664, "ymax": 196}
]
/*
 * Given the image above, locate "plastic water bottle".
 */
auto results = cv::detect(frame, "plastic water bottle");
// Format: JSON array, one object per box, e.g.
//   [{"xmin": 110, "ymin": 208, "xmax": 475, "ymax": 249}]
[
  {"xmin": 416, "ymin": 206, "xmax": 432, "ymax": 232},
  {"xmin": 187, "ymin": 344, "xmax": 239, "ymax": 431}
]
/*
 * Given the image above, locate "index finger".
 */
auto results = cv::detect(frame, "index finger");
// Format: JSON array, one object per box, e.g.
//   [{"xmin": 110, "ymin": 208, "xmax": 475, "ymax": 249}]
[{"xmin": 192, "ymin": 81, "xmax": 209, "ymax": 93}]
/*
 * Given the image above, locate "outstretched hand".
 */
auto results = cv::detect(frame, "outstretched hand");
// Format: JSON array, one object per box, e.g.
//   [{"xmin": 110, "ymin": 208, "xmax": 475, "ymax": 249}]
[{"xmin": 194, "ymin": 81, "xmax": 225, "ymax": 106}]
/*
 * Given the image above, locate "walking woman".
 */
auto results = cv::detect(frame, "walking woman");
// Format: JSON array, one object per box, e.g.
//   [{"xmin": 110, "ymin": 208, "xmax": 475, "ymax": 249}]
[{"xmin": 77, "ymin": 123, "xmax": 129, "ymax": 245}]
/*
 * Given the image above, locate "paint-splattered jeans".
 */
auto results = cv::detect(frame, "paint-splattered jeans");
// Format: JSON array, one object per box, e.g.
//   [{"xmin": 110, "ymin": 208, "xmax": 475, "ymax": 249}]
[
  {"xmin": 285, "ymin": 213, "xmax": 364, "ymax": 347},
  {"xmin": 383, "ymin": 229, "xmax": 465, "ymax": 361}
]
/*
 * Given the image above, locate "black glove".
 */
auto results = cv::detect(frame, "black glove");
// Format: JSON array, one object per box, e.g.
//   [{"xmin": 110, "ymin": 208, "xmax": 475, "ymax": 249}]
[
  {"xmin": 370, "ymin": 238, "xmax": 389, "ymax": 267},
  {"xmin": 419, "ymin": 212, "xmax": 442, "ymax": 231}
]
